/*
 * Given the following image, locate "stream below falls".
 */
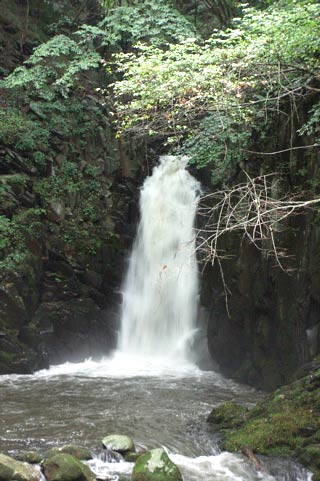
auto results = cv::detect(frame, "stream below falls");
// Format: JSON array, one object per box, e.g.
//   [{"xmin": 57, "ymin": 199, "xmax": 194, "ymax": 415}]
[{"xmin": 0, "ymin": 352, "xmax": 312, "ymax": 481}]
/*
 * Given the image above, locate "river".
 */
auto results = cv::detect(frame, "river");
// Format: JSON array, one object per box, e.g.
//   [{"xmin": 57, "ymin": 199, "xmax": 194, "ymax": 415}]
[{"xmin": 0, "ymin": 352, "xmax": 311, "ymax": 481}]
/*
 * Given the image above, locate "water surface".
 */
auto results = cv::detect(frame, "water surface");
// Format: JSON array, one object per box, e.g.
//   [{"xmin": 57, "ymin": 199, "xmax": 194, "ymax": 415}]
[{"xmin": 0, "ymin": 353, "xmax": 311, "ymax": 481}]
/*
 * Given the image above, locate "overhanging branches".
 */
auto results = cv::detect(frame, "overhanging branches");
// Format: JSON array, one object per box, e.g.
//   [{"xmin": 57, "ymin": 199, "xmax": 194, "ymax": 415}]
[
  {"xmin": 195, "ymin": 172, "xmax": 320, "ymax": 314},
  {"xmin": 196, "ymin": 172, "xmax": 320, "ymax": 269}
]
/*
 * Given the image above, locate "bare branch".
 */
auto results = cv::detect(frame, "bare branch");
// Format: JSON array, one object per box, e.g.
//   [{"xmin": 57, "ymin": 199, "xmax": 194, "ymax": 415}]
[
  {"xmin": 241, "ymin": 144, "xmax": 320, "ymax": 156},
  {"xmin": 196, "ymin": 172, "xmax": 320, "ymax": 310}
]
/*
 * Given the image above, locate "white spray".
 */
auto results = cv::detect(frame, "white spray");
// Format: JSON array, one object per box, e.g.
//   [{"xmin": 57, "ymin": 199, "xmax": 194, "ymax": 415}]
[{"xmin": 119, "ymin": 156, "xmax": 201, "ymax": 360}]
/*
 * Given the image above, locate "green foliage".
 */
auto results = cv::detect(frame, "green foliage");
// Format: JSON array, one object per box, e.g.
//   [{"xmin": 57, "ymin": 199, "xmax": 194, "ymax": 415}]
[
  {"xmin": 109, "ymin": 0, "xmax": 320, "ymax": 181},
  {"xmin": 100, "ymin": 0, "xmax": 197, "ymax": 47},
  {"xmin": 178, "ymin": 112, "xmax": 250, "ymax": 183},
  {"xmin": 299, "ymin": 102, "xmax": 320, "ymax": 140},
  {"xmin": 0, "ymin": 209, "xmax": 44, "ymax": 273},
  {"xmin": 1, "ymin": 34, "xmax": 101, "ymax": 99},
  {"xmin": 0, "ymin": 110, "xmax": 49, "ymax": 152},
  {"xmin": 35, "ymin": 161, "xmax": 113, "ymax": 257}
]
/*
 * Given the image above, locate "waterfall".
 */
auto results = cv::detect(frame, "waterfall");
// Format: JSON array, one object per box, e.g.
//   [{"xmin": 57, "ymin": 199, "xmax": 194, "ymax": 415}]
[{"xmin": 119, "ymin": 155, "xmax": 201, "ymax": 360}]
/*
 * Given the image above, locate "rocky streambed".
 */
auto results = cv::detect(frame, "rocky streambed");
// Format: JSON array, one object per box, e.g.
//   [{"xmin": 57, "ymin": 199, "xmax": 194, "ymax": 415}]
[{"xmin": 0, "ymin": 436, "xmax": 185, "ymax": 481}]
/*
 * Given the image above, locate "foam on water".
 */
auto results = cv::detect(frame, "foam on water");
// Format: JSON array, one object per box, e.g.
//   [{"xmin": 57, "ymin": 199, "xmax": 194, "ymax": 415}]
[
  {"xmin": 32, "ymin": 351, "xmax": 204, "ymax": 379},
  {"xmin": 87, "ymin": 452, "xmax": 313, "ymax": 481}
]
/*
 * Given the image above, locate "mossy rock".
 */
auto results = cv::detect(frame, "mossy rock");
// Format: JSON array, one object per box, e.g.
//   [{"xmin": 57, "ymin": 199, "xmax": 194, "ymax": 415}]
[
  {"xmin": 131, "ymin": 448, "xmax": 182, "ymax": 481},
  {"xmin": 123, "ymin": 452, "xmax": 143, "ymax": 463},
  {"xmin": 45, "ymin": 446, "xmax": 92, "ymax": 461},
  {"xmin": 207, "ymin": 401, "xmax": 248, "ymax": 428},
  {"xmin": 102, "ymin": 435, "xmax": 135, "ymax": 454},
  {"xmin": 213, "ymin": 364, "xmax": 320, "ymax": 479},
  {"xmin": 42, "ymin": 453, "xmax": 96, "ymax": 481},
  {"xmin": 0, "ymin": 453, "xmax": 41, "ymax": 481},
  {"xmin": 15, "ymin": 451, "xmax": 42, "ymax": 464}
]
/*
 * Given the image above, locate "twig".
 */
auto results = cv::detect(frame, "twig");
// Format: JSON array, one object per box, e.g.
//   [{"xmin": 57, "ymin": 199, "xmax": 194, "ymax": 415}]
[{"xmin": 241, "ymin": 144, "xmax": 320, "ymax": 156}]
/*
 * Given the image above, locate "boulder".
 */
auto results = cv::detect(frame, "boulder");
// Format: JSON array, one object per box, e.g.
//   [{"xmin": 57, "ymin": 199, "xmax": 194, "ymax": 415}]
[
  {"xmin": 102, "ymin": 435, "xmax": 134, "ymax": 454},
  {"xmin": 206, "ymin": 401, "xmax": 248, "ymax": 428},
  {"xmin": 0, "ymin": 453, "xmax": 41, "ymax": 481},
  {"xmin": 131, "ymin": 448, "xmax": 182, "ymax": 481},
  {"xmin": 14, "ymin": 451, "xmax": 42, "ymax": 464},
  {"xmin": 45, "ymin": 446, "xmax": 92, "ymax": 461},
  {"xmin": 42, "ymin": 453, "xmax": 96, "ymax": 481}
]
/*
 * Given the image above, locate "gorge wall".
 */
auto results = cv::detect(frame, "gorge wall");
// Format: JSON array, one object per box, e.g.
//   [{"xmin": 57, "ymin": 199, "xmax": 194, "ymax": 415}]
[
  {"xmin": 1, "ymin": 0, "xmax": 320, "ymax": 395},
  {"xmin": 0, "ymin": 0, "xmax": 142, "ymax": 373},
  {"xmin": 199, "ymin": 110, "xmax": 320, "ymax": 391}
]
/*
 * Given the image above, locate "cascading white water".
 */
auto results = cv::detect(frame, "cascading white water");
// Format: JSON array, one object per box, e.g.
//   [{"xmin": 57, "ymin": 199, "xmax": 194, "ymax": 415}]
[{"xmin": 119, "ymin": 155, "xmax": 201, "ymax": 359}]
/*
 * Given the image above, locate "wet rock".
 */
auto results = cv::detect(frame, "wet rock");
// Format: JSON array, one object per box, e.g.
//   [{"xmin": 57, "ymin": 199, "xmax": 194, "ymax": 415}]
[
  {"xmin": 0, "ymin": 453, "xmax": 41, "ymax": 481},
  {"xmin": 15, "ymin": 451, "xmax": 42, "ymax": 464},
  {"xmin": 123, "ymin": 452, "xmax": 142, "ymax": 463},
  {"xmin": 207, "ymin": 401, "xmax": 248, "ymax": 428},
  {"xmin": 0, "ymin": 283, "xmax": 28, "ymax": 328},
  {"xmin": 45, "ymin": 446, "xmax": 93, "ymax": 461},
  {"xmin": 49, "ymin": 201, "xmax": 65, "ymax": 222},
  {"xmin": 101, "ymin": 435, "xmax": 134, "ymax": 454},
  {"xmin": 131, "ymin": 448, "xmax": 182, "ymax": 481},
  {"xmin": 42, "ymin": 453, "xmax": 96, "ymax": 481}
]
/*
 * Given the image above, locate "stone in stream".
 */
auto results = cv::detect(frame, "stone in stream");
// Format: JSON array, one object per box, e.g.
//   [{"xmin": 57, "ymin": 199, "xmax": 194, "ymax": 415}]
[
  {"xmin": 42, "ymin": 453, "xmax": 96, "ymax": 481},
  {"xmin": 101, "ymin": 435, "xmax": 135, "ymax": 454},
  {"xmin": 45, "ymin": 446, "xmax": 93, "ymax": 461},
  {"xmin": 131, "ymin": 448, "xmax": 182, "ymax": 481},
  {"xmin": 14, "ymin": 451, "xmax": 42, "ymax": 464},
  {"xmin": 0, "ymin": 453, "xmax": 41, "ymax": 481}
]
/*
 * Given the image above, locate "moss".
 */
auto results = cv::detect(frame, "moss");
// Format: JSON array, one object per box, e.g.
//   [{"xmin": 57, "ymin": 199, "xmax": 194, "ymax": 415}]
[
  {"xmin": 15, "ymin": 451, "xmax": 42, "ymax": 464},
  {"xmin": 132, "ymin": 449, "xmax": 182, "ymax": 481},
  {"xmin": 102, "ymin": 435, "xmax": 135, "ymax": 454},
  {"xmin": 210, "ymin": 362, "xmax": 320, "ymax": 476},
  {"xmin": 42, "ymin": 453, "xmax": 95, "ymax": 481},
  {"xmin": 296, "ymin": 445, "xmax": 320, "ymax": 469},
  {"xmin": 45, "ymin": 446, "xmax": 92, "ymax": 461},
  {"xmin": 223, "ymin": 404, "xmax": 313, "ymax": 455},
  {"xmin": 207, "ymin": 401, "xmax": 248, "ymax": 429},
  {"xmin": 0, "ymin": 453, "xmax": 40, "ymax": 481}
]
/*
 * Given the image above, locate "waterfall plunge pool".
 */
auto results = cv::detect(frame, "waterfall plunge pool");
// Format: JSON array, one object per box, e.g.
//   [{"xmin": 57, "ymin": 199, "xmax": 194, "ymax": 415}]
[
  {"xmin": 0, "ymin": 352, "xmax": 312, "ymax": 481},
  {"xmin": 0, "ymin": 157, "xmax": 312, "ymax": 480}
]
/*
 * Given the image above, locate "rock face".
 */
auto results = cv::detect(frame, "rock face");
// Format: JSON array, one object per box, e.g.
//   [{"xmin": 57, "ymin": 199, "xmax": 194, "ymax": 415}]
[
  {"xmin": 200, "ymin": 143, "xmax": 320, "ymax": 390},
  {"xmin": 0, "ymin": 453, "xmax": 41, "ymax": 481},
  {"xmin": 102, "ymin": 435, "xmax": 135, "ymax": 454},
  {"xmin": 0, "ymin": 1, "xmax": 142, "ymax": 374},
  {"xmin": 42, "ymin": 453, "xmax": 96, "ymax": 481},
  {"xmin": 203, "ymin": 217, "xmax": 320, "ymax": 390},
  {"xmin": 131, "ymin": 448, "xmax": 182, "ymax": 481}
]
